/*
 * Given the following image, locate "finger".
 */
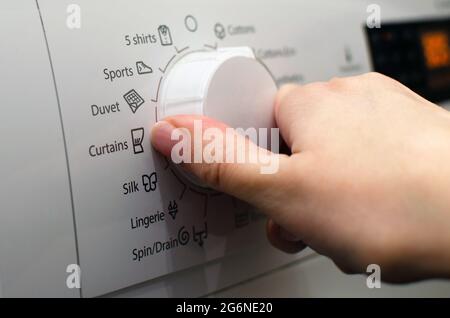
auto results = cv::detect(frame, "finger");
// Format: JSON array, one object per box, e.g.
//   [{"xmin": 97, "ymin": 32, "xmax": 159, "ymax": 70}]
[
  {"xmin": 151, "ymin": 115, "xmax": 291, "ymax": 209},
  {"xmin": 275, "ymin": 82, "xmax": 330, "ymax": 154},
  {"xmin": 266, "ymin": 218, "xmax": 307, "ymax": 254},
  {"xmin": 274, "ymin": 84, "xmax": 304, "ymax": 152}
]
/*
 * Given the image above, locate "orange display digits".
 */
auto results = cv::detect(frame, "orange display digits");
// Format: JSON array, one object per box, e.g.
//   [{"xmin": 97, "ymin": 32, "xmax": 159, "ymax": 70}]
[{"xmin": 421, "ymin": 31, "xmax": 450, "ymax": 69}]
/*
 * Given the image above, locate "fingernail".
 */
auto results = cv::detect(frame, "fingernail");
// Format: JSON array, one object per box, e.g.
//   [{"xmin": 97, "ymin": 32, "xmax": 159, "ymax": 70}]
[
  {"xmin": 151, "ymin": 121, "xmax": 176, "ymax": 157},
  {"xmin": 280, "ymin": 228, "xmax": 301, "ymax": 242}
]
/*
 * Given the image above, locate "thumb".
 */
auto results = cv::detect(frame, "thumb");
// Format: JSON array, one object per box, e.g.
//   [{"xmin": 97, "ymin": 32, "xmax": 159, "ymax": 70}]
[{"xmin": 151, "ymin": 115, "xmax": 289, "ymax": 208}]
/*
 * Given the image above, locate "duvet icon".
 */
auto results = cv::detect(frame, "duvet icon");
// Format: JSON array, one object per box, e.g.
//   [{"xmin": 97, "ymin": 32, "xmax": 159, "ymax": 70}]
[
  {"xmin": 131, "ymin": 128, "xmax": 144, "ymax": 154},
  {"xmin": 123, "ymin": 89, "xmax": 145, "ymax": 114}
]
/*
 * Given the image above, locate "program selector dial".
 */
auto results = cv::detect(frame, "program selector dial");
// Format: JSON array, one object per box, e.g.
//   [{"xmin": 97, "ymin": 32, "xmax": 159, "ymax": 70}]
[
  {"xmin": 158, "ymin": 47, "xmax": 277, "ymax": 133},
  {"xmin": 157, "ymin": 47, "xmax": 278, "ymax": 186}
]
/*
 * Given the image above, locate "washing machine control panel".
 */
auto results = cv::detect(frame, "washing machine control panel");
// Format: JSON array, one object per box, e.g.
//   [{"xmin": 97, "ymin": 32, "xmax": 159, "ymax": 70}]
[
  {"xmin": 2, "ymin": 0, "xmax": 449, "ymax": 297},
  {"xmin": 37, "ymin": 0, "xmax": 294, "ymax": 297}
]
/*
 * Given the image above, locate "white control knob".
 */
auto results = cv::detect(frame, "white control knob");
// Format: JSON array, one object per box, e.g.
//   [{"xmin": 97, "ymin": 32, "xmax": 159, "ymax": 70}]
[
  {"xmin": 158, "ymin": 47, "xmax": 277, "ymax": 134},
  {"xmin": 158, "ymin": 47, "xmax": 278, "ymax": 187}
]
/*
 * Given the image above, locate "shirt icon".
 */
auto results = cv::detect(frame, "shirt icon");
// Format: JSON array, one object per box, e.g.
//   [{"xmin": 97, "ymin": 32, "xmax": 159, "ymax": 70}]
[{"xmin": 158, "ymin": 25, "xmax": 173, "ymax": 46}]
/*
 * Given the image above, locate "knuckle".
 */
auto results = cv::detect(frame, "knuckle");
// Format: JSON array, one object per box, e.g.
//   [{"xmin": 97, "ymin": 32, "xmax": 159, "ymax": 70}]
[
  {"xmin": 197, "ymin": 162, "xmax": 228, "ymax": 189},
  {"xmin": 326, "ymin": 72, "xmax": 401, "ymax": 95},
  {"xmin": 327, "ymin": 76, "xmax": 348, "ymax": 89},
  {"xmin": 305, "ymin": 81, "xmax": 329, "ymax": 93},
  {"xmin": 328, "ymin": 73, "xmax": 375, "ymax": 88},
  {"xmin": 278, "ymin": 82, "xmax": 331, "ymax": 110},
  {"xmin": 362, "ymin": 72, "xmax": 402, "ymax": 88},
  {"xmin": 295, "ymin": 82, "xmax": 331, "ymax": 103},
  {"xmin": 363, "ymin": 71, "xmax": 386, "ymax": 81}
]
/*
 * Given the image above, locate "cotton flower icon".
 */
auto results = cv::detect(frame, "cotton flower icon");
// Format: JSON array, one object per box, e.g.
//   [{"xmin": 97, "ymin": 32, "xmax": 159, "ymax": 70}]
[{"xmin": 214, "ymin": 23, "xmax": 226, "ymax": 40}]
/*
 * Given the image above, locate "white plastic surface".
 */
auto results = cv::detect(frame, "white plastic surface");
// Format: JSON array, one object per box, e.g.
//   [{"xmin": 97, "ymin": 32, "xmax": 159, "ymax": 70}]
[{"xmin": 0, "ymin": 0, "xmax": 79, "ymax": 297}]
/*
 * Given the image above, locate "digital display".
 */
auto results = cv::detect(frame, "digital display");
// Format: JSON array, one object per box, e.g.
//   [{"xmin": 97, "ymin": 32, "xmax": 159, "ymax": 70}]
[
  {"xmin": 421, "ymin": 30, "xmax": 450, "ymax": 70},
  {"xmin": 366, "ymin": 18, "xmax": 450, "ymax": 103}
]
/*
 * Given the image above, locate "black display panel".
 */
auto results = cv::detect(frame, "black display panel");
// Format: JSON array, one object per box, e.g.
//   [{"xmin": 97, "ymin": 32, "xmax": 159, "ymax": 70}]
[{"xmin": 366, "ymin": 18, "xmax": 450, "ymax": 103}]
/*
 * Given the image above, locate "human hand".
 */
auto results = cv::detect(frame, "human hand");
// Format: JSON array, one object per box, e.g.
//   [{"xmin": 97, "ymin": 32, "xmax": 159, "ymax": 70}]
[{"xmin": 151, "ymin": 73, "xmax": 450, "ymax": 282}]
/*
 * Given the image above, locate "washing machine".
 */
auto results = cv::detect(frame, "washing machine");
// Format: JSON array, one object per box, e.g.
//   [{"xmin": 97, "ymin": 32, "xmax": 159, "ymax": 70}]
[{"xmin": 1, "ymin": 0, "xmax": 450, "ymax": 297}]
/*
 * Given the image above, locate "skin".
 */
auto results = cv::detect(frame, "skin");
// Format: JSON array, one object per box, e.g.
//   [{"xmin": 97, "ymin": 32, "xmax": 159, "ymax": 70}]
[{"xmin": 151, "ymin": 72, "xmax": 450, "ymax": 283}]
